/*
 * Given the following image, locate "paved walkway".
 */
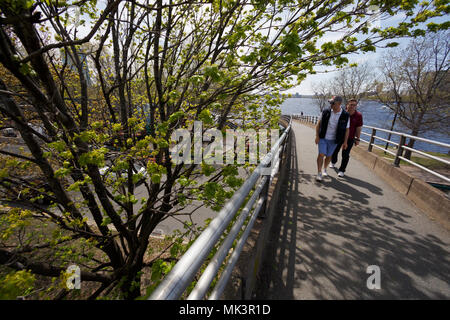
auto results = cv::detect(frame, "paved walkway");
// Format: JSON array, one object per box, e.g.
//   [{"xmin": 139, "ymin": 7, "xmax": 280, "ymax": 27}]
[{"xmin": 254, "ymin": 121, "xmax": 450, "ymax": 299}]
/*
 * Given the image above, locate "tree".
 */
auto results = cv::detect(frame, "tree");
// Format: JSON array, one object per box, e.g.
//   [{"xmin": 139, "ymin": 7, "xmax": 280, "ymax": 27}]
[
  {"xmin": 375, "ymin": 30, "xmax": 450, "ymax": 159},
  {"xmin": 312, "ymin": 79, "xmax": 331, "ymax": 113},
  {"xmin": 0, "ymin": 0, "xmax": 447, "ymax": 299},
  {"xmin": 331, "ymin": 62, "xmax": 375, "ymax": 105},
  {"xmin": 312, "ymin": 62, "xmax": 375, "ymax": 113}
]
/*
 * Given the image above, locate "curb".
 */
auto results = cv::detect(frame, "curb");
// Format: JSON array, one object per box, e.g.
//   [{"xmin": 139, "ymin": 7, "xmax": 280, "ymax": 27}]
[{"xmin": 351, "ymin": 144, "xmax": 450, "ymax": 230}]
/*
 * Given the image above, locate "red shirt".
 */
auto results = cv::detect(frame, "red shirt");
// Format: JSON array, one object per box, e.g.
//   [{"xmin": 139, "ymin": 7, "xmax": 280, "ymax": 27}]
[{"xmin": 349, "ymin": 111, "xmax": 363, "ymax": 140}]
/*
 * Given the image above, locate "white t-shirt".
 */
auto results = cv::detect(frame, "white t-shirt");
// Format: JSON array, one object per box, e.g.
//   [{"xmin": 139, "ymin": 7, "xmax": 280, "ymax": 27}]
[{"xmin": 319, "ymin": 108, "xmax": 350, "ymax": 141}]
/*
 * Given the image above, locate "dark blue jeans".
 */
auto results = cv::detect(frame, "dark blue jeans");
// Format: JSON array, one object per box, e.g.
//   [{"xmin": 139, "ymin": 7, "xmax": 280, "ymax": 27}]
[{"xmin": 331, "ymin": 138, "xmax": 355, "ymax": 172}]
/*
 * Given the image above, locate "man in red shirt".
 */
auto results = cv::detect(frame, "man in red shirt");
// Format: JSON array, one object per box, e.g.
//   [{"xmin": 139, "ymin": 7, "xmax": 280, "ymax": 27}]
[{"xmin": 330, "ymin": 98, "xmax": 363, "ymax": 177}]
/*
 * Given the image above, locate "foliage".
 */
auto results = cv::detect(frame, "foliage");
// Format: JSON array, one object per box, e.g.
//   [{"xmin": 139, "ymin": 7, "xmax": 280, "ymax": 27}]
[{"xmin": 0, "ymin": 269, "xmax": 36, "ymax": 299}]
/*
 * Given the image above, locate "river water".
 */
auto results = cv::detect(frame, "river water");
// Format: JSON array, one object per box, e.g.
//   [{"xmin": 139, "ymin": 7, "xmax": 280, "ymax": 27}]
[{"xmin": 281, "ymin": 97, "xmax": 449, "ymax": 154}]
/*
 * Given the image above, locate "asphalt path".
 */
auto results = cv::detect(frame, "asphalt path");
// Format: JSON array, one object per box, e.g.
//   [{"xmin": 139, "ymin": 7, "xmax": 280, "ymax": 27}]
[{"xmin": 254, "ymin": 120, "xmax": 450, "ymax": 299}]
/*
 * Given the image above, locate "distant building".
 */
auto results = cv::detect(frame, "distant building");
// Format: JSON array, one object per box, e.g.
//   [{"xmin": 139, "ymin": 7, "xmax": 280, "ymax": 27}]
[{"xmin": 362, "ymin": 91, "xmax": 377, "ymax": 97}]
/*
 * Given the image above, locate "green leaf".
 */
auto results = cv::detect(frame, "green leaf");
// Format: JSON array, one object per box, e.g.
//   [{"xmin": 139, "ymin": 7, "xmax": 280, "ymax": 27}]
[
  {"xmin": 168, "ymin": 111, "xmax": 185, "ymax": 124},
  {"xmin": 204, "ymin": 65, "xmax": 221, "ymax": 82},
  {"xmin": 101, "ymin": 216, "xmax": 111, "ymax": 226},
  {"xmin": 0, "ymin": 270, "xmax": 36, "ymax": 300},
  {"xmin": 201, "ymin": 163, "xmax": 215, "ymax": 176},
  {"xmin": 151, "ymin": 173, "xmax": 161, "ymax": 184},
  {"xmin": 203, "ymin": 182, "xmax": 218, "ymax": 199},
  {"xmin": 198, "ymin": 109, "xmax": 213, "ymax": 125}
]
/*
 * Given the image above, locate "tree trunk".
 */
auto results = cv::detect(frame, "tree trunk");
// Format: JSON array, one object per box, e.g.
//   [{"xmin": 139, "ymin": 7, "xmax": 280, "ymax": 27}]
[
  {"xmin": 119, "ymin": 263, "xmax": 143, "ymax": 300},
  {"xmin": 385, "ymin": 111, "xmax": 398, "ymax": 152},
  {"xmin": 404, "ymin": 129, "xmax": 419, "ymax": 160},
  {"xmin": 404, "ymin": 139, "xmax": 414, "ymax": 160}
]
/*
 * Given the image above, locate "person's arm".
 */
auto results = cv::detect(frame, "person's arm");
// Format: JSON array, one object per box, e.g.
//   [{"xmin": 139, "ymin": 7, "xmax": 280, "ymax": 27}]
[
  {"xmin": 343, "ymin": 128, "xmax": 349, "ymax": 150},
  {"xmin": 315, "ymin": 120, "xmax": 321, "ymax": 144},
  {"xmin": 342, "ymin": 116, "xmax": 350, "ymax": 150},
  {"xmin": 354, "ymin": 126, "xmax": 362, "ymax": 146},
  {"xmin": 354, "ymin": 114, "xmax": 363, "ymax": 146}
]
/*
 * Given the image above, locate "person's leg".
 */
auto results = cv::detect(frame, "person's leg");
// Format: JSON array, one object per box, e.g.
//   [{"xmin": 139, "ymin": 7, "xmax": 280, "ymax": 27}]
[
  {"xmin": 331, "ymin": 141, "xmax": 342, "ymax": 166},
  {"xmin": 316, "ymin": 139, "xmax": 327, "ymax": 181},
  {"xmin": 316, "ymin": 153, "xmax": 326, "ymax": 181},
  {"xmin": 323, "ymin": 140, "xmax": 337, "ymax": 175},
  {"xmin": 317, "ymin": 139, "xmax": 328, "ymax": 173},
  {"xmin": 324, "ymin": 155, "xmax": 332, "ymax": 170},
  {"xmin": 317, "ymin": 153, "xmax": 325, "ymax": 173},
  {"xmin": 339, "ymin": 139, "xmax": 355, "ymax": 173}
]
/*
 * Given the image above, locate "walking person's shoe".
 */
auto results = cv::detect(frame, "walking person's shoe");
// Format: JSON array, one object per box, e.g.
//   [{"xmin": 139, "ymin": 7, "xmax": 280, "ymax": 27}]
[
  {"xmin": 315, "ymin": 172, "xmax": 323, "ymax": 181},
  {"xmin": 329, "ymin": 163, "xmax": 336, "ymax": 169},
  {"xmin": 322, "ymin": 170, "xmax": 328, "ymax": 177},
  {"xmin": 337, "ymin": 171, "xmax": 345, "ymax": 177}
]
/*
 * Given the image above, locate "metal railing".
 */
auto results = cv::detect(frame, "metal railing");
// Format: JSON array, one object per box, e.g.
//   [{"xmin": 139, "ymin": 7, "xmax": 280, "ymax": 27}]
[
  {"xmin": 292, "ymin": 114, "xmax": 319, "ymax": 124},
  {"xmin": 148, "ymin": 116, "xmax": 292, "ymax": 300},
  {"xmin": 361, "ymin": 125, "xmax": 450, "ymax": 183},
  {"xmin": 292, "ymin": 114, "xmax": 450, "ymax": 183}
]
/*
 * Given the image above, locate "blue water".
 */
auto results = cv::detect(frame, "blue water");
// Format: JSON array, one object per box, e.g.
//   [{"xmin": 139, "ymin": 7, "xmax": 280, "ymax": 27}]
[{"xmin": 281, "ymin": 98, "xmax": 450, "ymax": 154}]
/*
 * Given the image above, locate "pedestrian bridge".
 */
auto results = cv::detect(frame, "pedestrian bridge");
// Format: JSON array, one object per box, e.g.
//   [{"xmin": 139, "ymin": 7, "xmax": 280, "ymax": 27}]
[{"xmin": 149, "ymin": 117, "xmax": 450, "ymax": 300}]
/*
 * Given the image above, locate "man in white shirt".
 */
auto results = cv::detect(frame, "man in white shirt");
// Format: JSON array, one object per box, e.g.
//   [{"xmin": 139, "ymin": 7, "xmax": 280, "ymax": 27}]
[{"xmin": 314, "ymin": 96, "xmax": 350, "ymax": 181}]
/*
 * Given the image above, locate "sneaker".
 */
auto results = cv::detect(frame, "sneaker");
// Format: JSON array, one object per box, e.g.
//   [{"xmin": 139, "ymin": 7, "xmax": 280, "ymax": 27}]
[
  {"xmin": 329, "ymin": 163, "xmax": 336, "ymax": 169},
  {"xmin": 315, "ymin": 173, "xmax": 323, "ymax": 181},
  {"xmin": 322, "ymin": 170, "xmax": 328, "ymax": 177},
  {"xmin": 338, "ymin": 171, "xmax": 345, "ymax": 177}
]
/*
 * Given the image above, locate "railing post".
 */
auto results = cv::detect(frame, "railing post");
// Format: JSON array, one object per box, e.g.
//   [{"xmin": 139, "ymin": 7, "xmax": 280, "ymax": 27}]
[
  {"xmin": 368, "ymin": 128, "xmax": 376, "ymax": 152},
  {"xmin": 259, "ymin": 168, "xmax": 270, "ymax": 219},
  {"xmin": 394, "ymin": 135, "xmax": 406, "ymax": 167}
]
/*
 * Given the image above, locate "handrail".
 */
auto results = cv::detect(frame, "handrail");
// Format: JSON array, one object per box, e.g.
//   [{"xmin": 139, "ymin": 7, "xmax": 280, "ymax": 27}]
[
  {"xmin": 363, "ymin": 125, "xmax": 450, "ymax": 148},
  {"xmin": 187, "ymin": 176, "xmax": 268, "ymax": 300},
  {"xmin": 148, "ymin": 116, "xmax": 292, "ymax": 300},
  {"xmin": 291, "ymin": 114, "xmax": 449, "ymax": 183}
]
